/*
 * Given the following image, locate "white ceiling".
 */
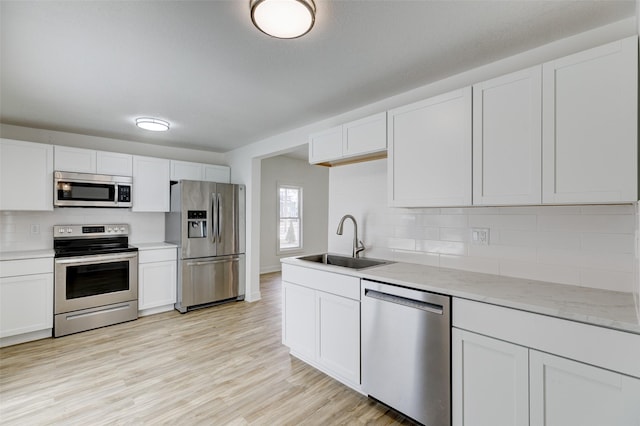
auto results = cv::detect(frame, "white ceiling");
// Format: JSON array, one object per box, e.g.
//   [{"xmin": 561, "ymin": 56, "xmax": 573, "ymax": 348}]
[{"xmin": 0, "ymin": 1, "xmax": 635, "ymax": 154}]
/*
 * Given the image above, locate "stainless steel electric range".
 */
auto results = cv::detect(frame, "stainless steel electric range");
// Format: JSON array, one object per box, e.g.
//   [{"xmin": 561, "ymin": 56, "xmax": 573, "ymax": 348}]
[{"xmin": 53, "ymin": 224, "xmax": 138, "ymax": 337}]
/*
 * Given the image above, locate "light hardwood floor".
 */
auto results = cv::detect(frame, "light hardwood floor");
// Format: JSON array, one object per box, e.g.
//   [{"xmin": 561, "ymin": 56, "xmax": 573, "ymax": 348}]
[{"xmin": 0, "ymin": 272, "xmax": 414, "ymax": 425}]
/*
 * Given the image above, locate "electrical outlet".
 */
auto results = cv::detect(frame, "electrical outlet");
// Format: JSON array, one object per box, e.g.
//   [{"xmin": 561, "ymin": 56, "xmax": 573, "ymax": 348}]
[
  {"xmin": 30, "ymin": 224, "xmax": 40, "ymax": 235},
  {"xmin": 471, "ymin": 228, "xmax": 489, "ymax": 246}
]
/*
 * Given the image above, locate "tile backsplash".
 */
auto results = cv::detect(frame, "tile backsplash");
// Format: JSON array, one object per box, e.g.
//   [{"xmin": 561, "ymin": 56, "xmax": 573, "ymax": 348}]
[
  {"xmin": 0, "ymin": 209, "xmax": 165, "ymax": 251},
  {"xmin": 328, "ymin": 159, "xmax": 638, "ymax": 294}
]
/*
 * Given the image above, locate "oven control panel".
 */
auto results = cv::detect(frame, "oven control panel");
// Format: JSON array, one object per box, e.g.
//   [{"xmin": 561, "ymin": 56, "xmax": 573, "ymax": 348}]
[{"xmin": 54, "ymin": 224, "xmax": 130, "ymax": 237}]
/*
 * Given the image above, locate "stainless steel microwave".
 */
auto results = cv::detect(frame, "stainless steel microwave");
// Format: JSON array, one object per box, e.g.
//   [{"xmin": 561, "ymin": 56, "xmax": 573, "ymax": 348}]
[{"xmin": 54, "ymin": 171, "xmax": 132, "ymax": 208}]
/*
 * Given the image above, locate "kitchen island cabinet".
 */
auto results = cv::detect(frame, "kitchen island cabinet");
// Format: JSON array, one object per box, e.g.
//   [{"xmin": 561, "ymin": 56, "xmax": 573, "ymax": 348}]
[
  {"xmin": 0, "ymin": 253, "xmax": 54, "ymax": 347},
  {"xmin": 281, "ymin": 263, "xmax": 361, "ymax": 391},
  {"xmin": 387, "ymin": 87, "xmax": 472, "ymax": 207},
  {"xmin": 0, "ymin": 139, "xmax": 53, "ymax": 211}
]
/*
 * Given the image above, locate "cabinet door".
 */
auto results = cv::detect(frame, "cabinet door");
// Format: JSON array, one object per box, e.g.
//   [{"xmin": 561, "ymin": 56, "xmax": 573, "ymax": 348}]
[
  {"xmin": 170, "ymin": 160, "xmax": 203, "ymax": 181},
  {"xmin": 139, "ymin": 261, "xmax": 177, "ymax": 310},
  {"xmin": 452, "ymin": 328, "xmax": 529, "ymax": 426},
  {"xmin": 96, "ymin": 151, "xmax": 133, "ymax": 176},
  {"xmin": 203, "ymin": 164, "xmax": 231, "ymax": 183},
  {"xmin": 342, "ymin": 112, "xmax": 387, "ymax": 158},
  {"xmin": 0, "ymin": 273, "xmax": 53, "ymax": 338},
  {"xmin": 54, "ymin": 145, "xmax": 96, "ymax": 173},
  {"xmin": 473, "ymin": 66, "xmax": 542, "ymax": 205},
  {"xmin": 317, "ymin": 291, "xmax": 360, "ymax": 385},
  {"xmin": 530, "ymin": 350, "xmax": 640, "ymax": 426},
  {"xmin": 542, "ymin": 36, "xmax": 638, "ymax": 204},
  {"xmin": 308, "ymin": 126, "xmax": 343, "ymax": 164},
  {"xmin": 132, "ymin": 156, "xmax": 170, "ymax": 212},
  {"xmin": 388, "ymin": 87, "xmax": 472, "ymax": 207},
  {"xmin": 282, "ymin": 281, "xmax": 316, "ymax": 360},
  {"xmin": 0, "ymin": 139, "xmax": 53, "ymax": 211}
]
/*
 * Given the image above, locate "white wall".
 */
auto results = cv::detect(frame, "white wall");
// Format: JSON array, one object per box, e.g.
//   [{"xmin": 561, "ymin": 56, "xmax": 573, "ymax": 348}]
[
  {"xmin": 0, "ymin": 123, "xmax": 227, "ymax": 164},
  {"xmin": 329, "ymin": 160, "xmax": 636, "ymax": 294},
  {"xmin": 259, "ymin": 156, "xmax": 329, "ymax": 273},
  {"xmin": 0, "ymin": 209, "xmax": 164, "ymax": 251},
  {"xmin": 226, "ymin": 18, "xmax": 637, "ymax": 302}
]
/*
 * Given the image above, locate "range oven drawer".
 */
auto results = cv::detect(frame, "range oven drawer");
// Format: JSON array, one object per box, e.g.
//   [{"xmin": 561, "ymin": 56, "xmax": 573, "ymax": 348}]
[{"xmin": 54, "ymin": 300, "xmax": 138, "ymax": 337}]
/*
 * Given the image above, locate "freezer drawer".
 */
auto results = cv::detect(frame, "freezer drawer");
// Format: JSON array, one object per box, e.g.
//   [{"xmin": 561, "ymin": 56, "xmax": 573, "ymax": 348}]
[{"xmin": 176, "ymin": 254, "xmax": 245, "ymax": 313}]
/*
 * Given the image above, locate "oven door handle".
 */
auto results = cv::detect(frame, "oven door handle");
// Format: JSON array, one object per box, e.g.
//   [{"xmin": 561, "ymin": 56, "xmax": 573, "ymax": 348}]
[{"xmin": 55, "ymin": 252, "xmax": 138, "ymax": 265}]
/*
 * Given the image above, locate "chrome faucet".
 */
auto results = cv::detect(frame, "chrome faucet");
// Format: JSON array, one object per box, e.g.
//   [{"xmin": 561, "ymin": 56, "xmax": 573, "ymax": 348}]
[{"xmin": 336, "ymin": 214, "xmax": 365, "ymax": 258}]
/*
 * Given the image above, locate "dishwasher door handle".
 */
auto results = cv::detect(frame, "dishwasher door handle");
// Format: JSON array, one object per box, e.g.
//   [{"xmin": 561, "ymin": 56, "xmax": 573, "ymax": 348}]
[{"xmin": 364, "ymin": 289, "xmax": 444, "ymax": 315}]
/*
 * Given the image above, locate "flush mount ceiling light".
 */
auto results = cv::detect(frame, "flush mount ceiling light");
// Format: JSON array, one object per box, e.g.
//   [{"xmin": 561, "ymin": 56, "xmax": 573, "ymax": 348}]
[
  {"xmin": 135, "ymin": 117, "xmax": 170, "ymax": 132},
  {"xmin": 250, "ymin": 0, "xmax": 316, "ymax": 39}
]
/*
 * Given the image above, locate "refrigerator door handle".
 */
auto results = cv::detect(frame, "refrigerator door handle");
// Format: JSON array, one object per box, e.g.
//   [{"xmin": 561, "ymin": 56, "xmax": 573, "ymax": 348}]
[
  {"xmin": 187, "ymin": 256, "xmax": 240, "ymax": 267},
  {"xmin": 211, "ymin": 192, "xmax": 217, "ymax": 245},
  {"xmin": 217, "ymin": 192, "xmax": 222, "ymax": 243}
]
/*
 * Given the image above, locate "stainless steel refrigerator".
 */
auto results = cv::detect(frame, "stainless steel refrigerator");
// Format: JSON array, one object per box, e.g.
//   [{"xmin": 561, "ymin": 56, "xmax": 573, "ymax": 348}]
[{"xmin": 166, "ymin": 180, "xmax": 245, "ymax": 313}]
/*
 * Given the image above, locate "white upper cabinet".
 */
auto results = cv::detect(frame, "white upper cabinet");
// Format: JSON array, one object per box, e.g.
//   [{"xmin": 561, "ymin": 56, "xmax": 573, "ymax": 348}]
[
  {"xmin": 95, "ymin": 151, "xmax": 133, "ymax": 176},
  {"xmin": 309, "ymin": 126, "xmax": 344, "ymax": 164},
  {"xmin": 0, "ymin": 139, "xmax": 53, "ymax": 211},
  {"xmin": 309, "ymin": 112, "xmax": 387, "ymax": 165},
  {"xmin": 473, "ymin": 66, "xmax": 542, "ymax": 205},
  {"xmin": 203, "ymin": 164, "xmax": 231, "ymax": 183},
  {"xmin": 54, "ymin": 146, "xmax": 132, "ymax": 176},
  {"xmin": 54, "ymin": 146, "xmax": 96, "ymax": 173},
  {"xmin": 170, "ymin": 160, "xmax": 230, "ymax": 183},
  {"xmin": 388, "ymin": 87, "xmax": 472, "ymax": 207},
  {"xmin": 542, "ymin": 36, "xmax": 638, "ymax": 204},
  {"xmin": 132, "ymin": 155, "xmax": 170, "ymax": 212},
  {"xmin": 342, "ymin": 112, "xmax": 387, "ymax": 158},
  {"xmin": 170, "ymin": 160, "xmax": 202, "ymax": 181}
]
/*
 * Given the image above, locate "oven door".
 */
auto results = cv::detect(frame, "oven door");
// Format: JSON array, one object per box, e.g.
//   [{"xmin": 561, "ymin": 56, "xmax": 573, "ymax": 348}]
[{"xmin": 54, "ymin": 252, "xmax": 138, "ymax": 314}]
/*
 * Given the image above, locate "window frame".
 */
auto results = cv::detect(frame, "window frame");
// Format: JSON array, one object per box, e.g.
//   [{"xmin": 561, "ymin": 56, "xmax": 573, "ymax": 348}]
[{"xmin": 276, "ymin": 183, "xmax": 303, "ymax": 255}]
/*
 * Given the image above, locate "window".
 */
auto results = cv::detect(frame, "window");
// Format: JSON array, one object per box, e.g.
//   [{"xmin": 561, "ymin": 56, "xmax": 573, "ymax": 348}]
[{"xmin": 278, "ymin": 184, "xmax": 302, "ymax": 253}]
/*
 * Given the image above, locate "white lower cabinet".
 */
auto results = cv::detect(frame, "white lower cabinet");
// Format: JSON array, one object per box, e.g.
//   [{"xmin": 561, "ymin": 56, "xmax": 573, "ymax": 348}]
[
  {"xmin": 282, "ymin": 281, "xmax": 316, "ymax": 360},
  {"xmin": 453, "ymin": 298, "xmax": 640, "ymax": 426},
  {"xmin": 0, "ymin": 257, "xmax": 54, "ymax": 347},
  {"xmin": 138, "ymin": 246, "xmax": 177, "ymax": 316},
  {"xmin": 317, "ymin": 291, "xmax": 360, "ymax": 385},
  {"xmin": 530, "ymin": 350, "xmax": 640, "ymax": 426},
  {"xmin": 452, "ymin": 328, "xmax": 529, "ymax": 426},
  {"xmin": 281, "ymin": 264, "xmax": 361, "ymax": 391}
]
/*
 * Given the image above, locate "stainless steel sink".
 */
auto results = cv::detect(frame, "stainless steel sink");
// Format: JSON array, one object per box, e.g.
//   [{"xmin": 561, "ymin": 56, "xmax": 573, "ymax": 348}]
[{"xmin": 297, "ymin": 254, "xmax": 391, "ymax": 270}]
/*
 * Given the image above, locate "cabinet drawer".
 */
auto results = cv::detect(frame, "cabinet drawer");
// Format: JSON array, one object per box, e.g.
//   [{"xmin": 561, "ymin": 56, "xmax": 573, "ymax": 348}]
[
  {"xmin": 453, "ymin": 298, "xmax": 640, "ymax": 378},
  {"xmin": 138, "ymin": 248, "xmax": 177, "ymax": 264},
  {"xmin": 282, "ymin": 264, "xmax": 360, "ymax": 300},
  {"xmin": 0, "ymin": 258, "xmax": 53, "ymax": 278}
]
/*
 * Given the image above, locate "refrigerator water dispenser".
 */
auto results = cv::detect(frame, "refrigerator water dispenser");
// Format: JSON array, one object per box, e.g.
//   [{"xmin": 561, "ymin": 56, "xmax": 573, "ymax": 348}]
[{"xmin": 187, "ymin": 210, "xmax": 207, "ymax": 238}]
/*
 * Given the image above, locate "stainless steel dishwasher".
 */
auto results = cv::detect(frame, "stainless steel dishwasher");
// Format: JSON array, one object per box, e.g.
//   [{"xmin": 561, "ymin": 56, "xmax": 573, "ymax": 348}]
[{"xmin": 362, "ymin": 279, "xmax": 451, "ymax": 426}]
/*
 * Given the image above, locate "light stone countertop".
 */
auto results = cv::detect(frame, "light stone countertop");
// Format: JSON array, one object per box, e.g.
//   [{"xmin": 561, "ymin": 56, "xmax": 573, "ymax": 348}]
[
  {"xmin": 132, "ymin": 242, "xmax": 178, "ymax": 251},
  {"xmin": 281, "ymin": 256, "xmax": 640, "ymax": 335},
  {"xmin": 0, "ymin": 249, "xmax": 55, "ymax": 261}
]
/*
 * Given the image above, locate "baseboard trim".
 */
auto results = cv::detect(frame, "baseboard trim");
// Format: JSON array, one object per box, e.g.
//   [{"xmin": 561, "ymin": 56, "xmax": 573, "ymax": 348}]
[{"xmin": 260, "ymin": 265, "xmax": 282, "ymax": 274}]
